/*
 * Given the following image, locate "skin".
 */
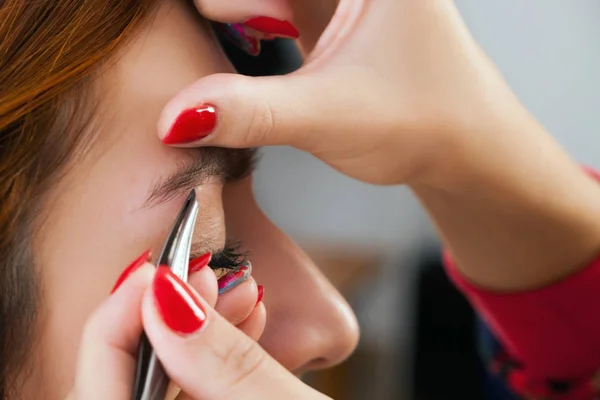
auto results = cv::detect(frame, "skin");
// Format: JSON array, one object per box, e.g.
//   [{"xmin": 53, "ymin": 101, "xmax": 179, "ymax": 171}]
[
  {"xmin": 162, "ymin": 0, "xmax": 600, "ymax": 292},
  {"xmin": 29, "ymin": 1, "xmax": 358, "ymax": 398},
  {"xmin": 32, "ymin": 0, "xmax": 600, "ymax": 398}
]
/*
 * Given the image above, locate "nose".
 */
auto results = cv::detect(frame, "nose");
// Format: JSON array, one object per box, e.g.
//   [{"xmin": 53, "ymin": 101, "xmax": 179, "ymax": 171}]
[
  {"xmin": 232, "ymin": 226, "xmax": 359, "ymax": 371},
  {"xmin": 223, "ymin": 182, "xmax": 360, "ymax": 372},
  {"xmin": 259, "ymin": 256, "xmax": 360, "ymax": 373}
]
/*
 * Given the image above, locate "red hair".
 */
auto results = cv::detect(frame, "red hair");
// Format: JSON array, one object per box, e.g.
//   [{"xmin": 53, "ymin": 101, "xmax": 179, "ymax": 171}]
[{"xmin": 0, "ymin": 0, "xmax": 157, "ymax": 396}]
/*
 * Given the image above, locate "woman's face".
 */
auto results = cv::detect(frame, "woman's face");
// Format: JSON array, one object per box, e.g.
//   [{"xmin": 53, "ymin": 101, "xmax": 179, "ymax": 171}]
[{"xmin": 33, "ymin": 0, "xmax": 358, "ymax": 396}]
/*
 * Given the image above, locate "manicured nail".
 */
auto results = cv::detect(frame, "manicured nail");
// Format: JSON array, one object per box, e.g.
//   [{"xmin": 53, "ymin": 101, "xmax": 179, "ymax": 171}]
[
  {"xmin": 256, "ymin": 285, "xmax": 265, "ymax": 306},
  {"xmin": 162, "ymin": 105, "xmax": 217, "ymax": 145},
  {"xmin": 189, "ymin": 252, "xmax": 212, "ymax": 274},
  {"xmin": 213, "ymin": 23, "xmax": 261, "ymax": 56},
  {"xmin": 110, "ymin": 250, "xmax": 151, "ymax": 294},
  {"xmin": 218, "ymin": 261, "xmax": 252, "ymax": 294},
  {"xmin": 244, "ymin": 17, "xmax": 300, "ymax": 38},
  {"xmin": 153, "ymin": 266, "xmax": 207, "ymax": 335}
]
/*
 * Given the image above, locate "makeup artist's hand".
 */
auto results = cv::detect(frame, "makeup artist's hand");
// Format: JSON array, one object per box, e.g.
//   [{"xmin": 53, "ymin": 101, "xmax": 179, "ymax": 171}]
[
  {"xmin": 158, "ymin": 0, "xmax": 527, "ymax": 188},
  {"xmin": 159, "ymin": 0, "xmax": 600, "ymax": 295},
  {"xmin": 68, "ymin": 262, "xmax": 327, "ymax": 400}
]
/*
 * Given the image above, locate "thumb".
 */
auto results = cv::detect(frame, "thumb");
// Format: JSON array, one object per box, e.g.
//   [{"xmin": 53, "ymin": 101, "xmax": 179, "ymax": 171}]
[
  {"xmin": 69, "ymin": 263, "xmax": 155, "ymax": 399},
  {"xmin": 156, "ymin": 71, "xmax": 373, "ymax": 153},
  {"xmin": 142, "ymin": 267, "xmax": 327, "ymax": 400}
]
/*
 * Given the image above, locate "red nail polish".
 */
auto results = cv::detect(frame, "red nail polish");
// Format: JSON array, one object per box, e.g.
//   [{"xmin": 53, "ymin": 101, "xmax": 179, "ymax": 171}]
[
  {"xmin": 244, "ymin": 17, "xmax": 300, "ymax": 38},
  {"xmin": 162, "ymin": 105, "xmax": 217, "ymax": 145},
  {"xmin": 218, "ymin": 262, "xmax": 251, "ymax": 294},
  {"xmin": 110, "ymin": 250, "xmax": 151, "ymax": 294},
  {"xmin": 153, "ymin": 267, "xmax": 207, "ymax": 335},
  {"xmin": 214, "ymin": 23, "xmax": 262, "ymax": 56},
  {"xmin": 256, "ymin": 285, "xmax": 264, "ymax": 305},
  {"xmin": 189, "ymin": 252, "xmax": 212, "ymax": 274}
]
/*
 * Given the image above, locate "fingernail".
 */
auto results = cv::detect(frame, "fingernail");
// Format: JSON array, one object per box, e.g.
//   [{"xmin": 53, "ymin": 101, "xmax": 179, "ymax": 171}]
[
  {"xmin": 213, "ymin": 23, "xmax": 261, "ymax": 56},
  {"xmin": 161, "ymin": 105, "xmax": 217, "ymax": 145},
  {"xmin": 153, "ymin": 266, "xmax": 207, "ymax": 335},
  {"xmin": 218, "ymin": 261, "xmax": 252, "ymax": 294},
  {"xmin": 256, "ymin": 285, "xmax": 265, "ymax": 306},
  {"xmin": 110, "ymin": 249, "xmax": 151, "ymax": 294},
  {"xmin": 189, "ymin": 252, "xmax": 212, "ymax": 274},
  {"xmin": 244, "ymin": 17, "xmax": 300, "ymax": 38}
]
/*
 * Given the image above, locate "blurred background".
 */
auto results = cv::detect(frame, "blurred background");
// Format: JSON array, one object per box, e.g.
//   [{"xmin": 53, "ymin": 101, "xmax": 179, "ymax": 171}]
[{"xmin": 219, "ymin": 1, "xmax": 600, "ymax": 398}]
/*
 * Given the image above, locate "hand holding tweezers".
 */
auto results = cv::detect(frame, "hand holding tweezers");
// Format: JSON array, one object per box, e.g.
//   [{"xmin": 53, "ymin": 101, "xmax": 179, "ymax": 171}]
[{"xmin": 132, "ymin": 189, "xmax": 199, "ymax": 400}]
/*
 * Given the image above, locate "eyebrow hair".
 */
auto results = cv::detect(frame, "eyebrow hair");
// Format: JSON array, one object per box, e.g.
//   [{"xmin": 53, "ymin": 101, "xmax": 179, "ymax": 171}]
[{"xmin": 146, "ymin": 147, "xmax": 258, "ymax": 205}]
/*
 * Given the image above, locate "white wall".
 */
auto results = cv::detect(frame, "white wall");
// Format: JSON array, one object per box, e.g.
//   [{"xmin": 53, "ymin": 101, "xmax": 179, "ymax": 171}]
[
  {"xmin": 253, "ymin": 1, "xmax": 600, "ymax": 247},
  {"xmin": 456, "ymin": 0, "xmax": 600, "ymax": 168}
]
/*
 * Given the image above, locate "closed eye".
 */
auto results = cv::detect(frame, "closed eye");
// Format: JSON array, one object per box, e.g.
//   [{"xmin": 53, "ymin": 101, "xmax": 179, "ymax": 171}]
[
  {"xmin": 190, "ymin": 240, "xmax": 248, "ymax": 271},
  {"xmin": 146, "ymin": 147, "xmax": 258, "ymax": 206}
]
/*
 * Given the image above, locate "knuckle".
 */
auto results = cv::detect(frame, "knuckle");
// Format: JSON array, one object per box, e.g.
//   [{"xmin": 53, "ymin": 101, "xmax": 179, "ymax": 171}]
[
  {"xmin": 219, "ymin": 338, "xmax": 267, "ymax": 388},
  {"xmin": 80, "ymin": 303, "xmax": 113, "ymax": 348},
  {"xmin": 81, "ymin": 311, "xmax": 102, "ymax": 345},
  {"xmin": 245, "ymin": 98, "xmax": 275, "ymax": 145}
]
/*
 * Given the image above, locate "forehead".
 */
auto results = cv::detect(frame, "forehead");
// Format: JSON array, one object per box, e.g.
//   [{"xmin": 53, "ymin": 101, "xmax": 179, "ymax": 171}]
[
  {"xmin": 46, "ymin": 0, "xmax": 234, "ymax": 250},
  {"xmin": 101, "ymin": 0, "xmax": 229, "ymax": 116},
  {"xmin": 78, "ymin": 0, "xmax": 233, "ymax": 202},
  {"xmin": 96, "ymin": 0, "xmax": 231, "ymax": 151}
]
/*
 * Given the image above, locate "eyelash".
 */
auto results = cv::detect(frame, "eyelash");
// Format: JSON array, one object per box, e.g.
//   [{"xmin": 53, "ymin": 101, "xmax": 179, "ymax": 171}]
[{"xmin": 208, "ymin": 241, "xmax": 249, "ymax": 270}]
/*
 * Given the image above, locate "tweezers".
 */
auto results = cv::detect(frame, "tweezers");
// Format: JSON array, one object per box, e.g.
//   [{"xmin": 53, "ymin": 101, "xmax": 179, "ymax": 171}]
[{"xmin": 132, "ymin": 189, "xmax": 199, "ymax": 400}]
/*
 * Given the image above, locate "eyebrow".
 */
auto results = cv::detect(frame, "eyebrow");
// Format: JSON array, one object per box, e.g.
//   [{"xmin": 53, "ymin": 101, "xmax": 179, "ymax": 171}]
[{"xmin": 146, "ymin": 147, "xmax": 258, "ymax": 206}]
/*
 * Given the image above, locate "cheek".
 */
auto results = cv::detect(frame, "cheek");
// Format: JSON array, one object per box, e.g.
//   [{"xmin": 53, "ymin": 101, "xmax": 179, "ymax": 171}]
[
  {"xmin": 34, "ymin": 180, "xmax": 171, "ymax": 394},
  {"xmin": 34, "ymin": 160, "xmax": 225, "ymax": 393},
  {"xmin": 38, "ymin": 150, "xmax": 177, "ymax": 298},
  {"xmin": 34, "ymin": 182, "xmax": 170, "ymax": 389}
]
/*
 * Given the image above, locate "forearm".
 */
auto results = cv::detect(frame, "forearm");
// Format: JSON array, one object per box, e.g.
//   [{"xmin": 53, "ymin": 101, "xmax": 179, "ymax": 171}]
[{"xmin": 412, "ymin": 108, "xmax": 600, "ymax": 291}]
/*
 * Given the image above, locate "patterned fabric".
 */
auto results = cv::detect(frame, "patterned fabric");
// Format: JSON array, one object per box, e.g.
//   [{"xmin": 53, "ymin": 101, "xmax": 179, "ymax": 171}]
[
  {"xmin": 477, "ymin": 319, "xmax": 600, "ymax": 400},
  {"xmin": 443, "ymin": 164, "xmax": 600, "ymax": 400},
  {"xmin": 478, "ymin": 319, "xmax": 521, "ymax": 399}
]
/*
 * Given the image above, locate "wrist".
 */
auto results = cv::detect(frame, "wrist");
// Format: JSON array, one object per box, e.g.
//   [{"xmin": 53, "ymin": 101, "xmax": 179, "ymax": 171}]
[
  {"xmin": 409, "ymin": 110, "xmax": 600, "ymax": 290},
  {"xmin": 406, "ymin": 85, "xmax": 542, "ymax": 192}
]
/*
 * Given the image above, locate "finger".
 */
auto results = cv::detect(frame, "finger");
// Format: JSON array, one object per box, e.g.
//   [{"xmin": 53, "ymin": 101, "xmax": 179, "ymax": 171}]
[
  {"xmin": 187, "ymin": 262, "xmax": 218, "ymax": 308},
  {"xmin": 215, "ymin": 277, "xmax": 258, "ymax": 326},
  {"xmin": 236, "ymin": 303, "xmax": 267, "ymax": 341},
  {"xmin": 168, "ymin": 305, "xmax": 269, "ymax": 400},
  {"xmin": 142, "ymin": 267, "xmax": 318, "ymax": 400},
  {"xmin": 71, "ymin": 263, "xmax": 155, "ymax": 399},
  {"xmin": 192, "ymin": 0, "xmax": 293, "ymax": 24},
  {"xmin": 157, "ymin": 71, "xmax": 376, "ymax": 154}
]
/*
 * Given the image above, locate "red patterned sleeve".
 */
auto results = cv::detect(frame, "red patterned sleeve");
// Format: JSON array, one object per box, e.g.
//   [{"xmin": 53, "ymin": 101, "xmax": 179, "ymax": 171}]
[{"xmin": 443, "ymin": 166, "xmax": 600, "ymax": 400}]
